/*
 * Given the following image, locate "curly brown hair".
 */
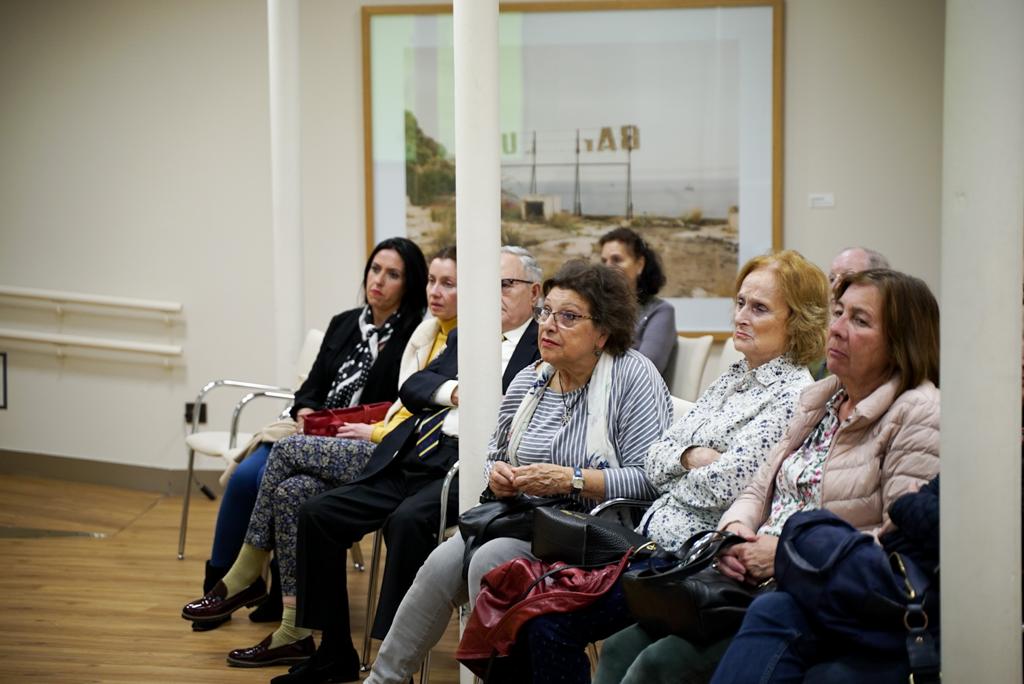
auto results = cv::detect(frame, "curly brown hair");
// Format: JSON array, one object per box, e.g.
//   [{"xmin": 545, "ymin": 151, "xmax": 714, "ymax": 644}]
[{"xmin": 543, "ymin": 259, "xmax": 636, "ymax": 356}]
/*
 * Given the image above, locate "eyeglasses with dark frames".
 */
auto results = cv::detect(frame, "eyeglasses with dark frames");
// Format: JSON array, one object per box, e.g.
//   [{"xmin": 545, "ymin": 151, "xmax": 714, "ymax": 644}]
[
  {"xmin": 533, "ymin": 306, "xmax": 594, "ymax": 329},
  {"xmin": 500, "ymin": 278, "xmax": 534, "ymax": 290}
]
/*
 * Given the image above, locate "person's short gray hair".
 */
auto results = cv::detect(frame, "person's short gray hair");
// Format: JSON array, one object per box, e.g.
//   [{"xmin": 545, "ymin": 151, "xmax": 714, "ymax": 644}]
[
  {"xmin": 502, "ymin": 245, "xmax": 543, "ymax": 282},
  {"xmin": 841, "ymin": 246, "xmax": 890, "ymax": 270}
]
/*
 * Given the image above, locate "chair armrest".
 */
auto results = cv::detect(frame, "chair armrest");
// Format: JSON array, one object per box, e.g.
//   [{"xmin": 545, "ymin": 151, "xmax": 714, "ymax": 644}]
[
  {"xmin": 228, "ymin": 390, "xmax": 296, "ymax": 448},
  {"xmin": 590, "ymin": 497, "xmax": 652, "ymax": 528},
  {"xmin": 437, "ymin": 462, "xmax": 460, "ymax": 545},
  {"xmin": 589, "ymin": 497, "xmax": 652, "ymax": 517},
  {"xmin": 189, "ymin": 379, "xmax": 294, "ymax": 434}
]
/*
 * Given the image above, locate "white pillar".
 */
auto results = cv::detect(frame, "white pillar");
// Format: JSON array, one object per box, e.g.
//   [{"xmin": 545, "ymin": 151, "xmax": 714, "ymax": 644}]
[
  {"xmin": 940, "ymin": 1, "xmax": 1023, "ymax": 681},
  {"xmin": 453, "ymin": 0, "xmax": 502, "ymax": 519},
  {"xmin": 268, "ymin": 0, "xmax": 304, "ymax": 385}
]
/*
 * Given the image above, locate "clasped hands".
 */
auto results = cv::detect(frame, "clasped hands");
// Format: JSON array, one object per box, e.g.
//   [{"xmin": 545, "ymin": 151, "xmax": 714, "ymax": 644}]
[
  {"xmin": 715, "ymin": 522, "xmax": 778, "ymax": 585},
  {"xmin": 488, "ymin": 460, "xmax": 571, "ymax": 498}
]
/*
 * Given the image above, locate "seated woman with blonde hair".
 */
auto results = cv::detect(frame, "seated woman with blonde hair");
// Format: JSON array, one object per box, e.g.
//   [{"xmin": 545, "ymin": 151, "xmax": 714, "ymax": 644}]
[{"xmin": 595, "ymin": 269, "xmax": 941, "ymax": 684}]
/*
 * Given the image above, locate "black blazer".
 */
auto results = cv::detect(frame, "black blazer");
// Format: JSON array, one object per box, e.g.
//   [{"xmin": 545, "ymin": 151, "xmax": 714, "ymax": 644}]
[
  {"xmin": 356, "ymin": 323, "xmax": 540, "ymax": 483},
  {"xmin": 290, "ymin": 307, "xmax": 421, "ymax": 419},
  {"xmin": 397, "ymin": 322, "xmax": 541, "ymax": 414},
  {"xmin": 355, "ymin": 329, "xmax": 461, "ymax": 482},
  {"xmin": 502, "ymin": 319, "xmax": 541, "ymax": 393}
]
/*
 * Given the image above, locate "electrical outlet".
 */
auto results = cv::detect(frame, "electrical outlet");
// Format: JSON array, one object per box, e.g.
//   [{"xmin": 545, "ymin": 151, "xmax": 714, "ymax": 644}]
[{"xmin": 185, "ymin": 402, "xmax": 208, "ymax": 424}]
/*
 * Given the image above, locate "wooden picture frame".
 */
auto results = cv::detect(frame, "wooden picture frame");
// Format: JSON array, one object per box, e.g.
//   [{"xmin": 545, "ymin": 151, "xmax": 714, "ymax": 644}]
[{"xmin": 362, "ymin": 0, "xmax": 783, "ymax": 336}]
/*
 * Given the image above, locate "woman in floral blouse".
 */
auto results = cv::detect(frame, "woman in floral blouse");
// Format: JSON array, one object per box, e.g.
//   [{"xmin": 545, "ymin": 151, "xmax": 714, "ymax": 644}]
[
  {"xmin": 596, "ymin": 269, "xmax": 941, "ymax": 684},
  {"xmin": 516, "ymin": 250, "xmax": 831, "ymax": 684}
]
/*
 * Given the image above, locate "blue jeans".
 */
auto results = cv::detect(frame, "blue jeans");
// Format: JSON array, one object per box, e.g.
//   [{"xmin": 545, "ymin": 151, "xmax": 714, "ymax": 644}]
[
  {"xmin": 709, "ymin": 592, "xmax": 911, "ymax": 684},
  {"xmin": 209, "ymin": 443, "xmax": 270, "ymax": 568}
]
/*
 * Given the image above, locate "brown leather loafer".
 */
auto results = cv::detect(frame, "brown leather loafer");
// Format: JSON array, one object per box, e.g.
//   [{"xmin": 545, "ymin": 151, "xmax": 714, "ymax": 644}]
[
  {"xmin": 181, "ymin": 577, "xmax": 267, "ymax": 623},
  {"xmin": 227, "ymin": 634, "xmax": 315, "ymax": 668}
]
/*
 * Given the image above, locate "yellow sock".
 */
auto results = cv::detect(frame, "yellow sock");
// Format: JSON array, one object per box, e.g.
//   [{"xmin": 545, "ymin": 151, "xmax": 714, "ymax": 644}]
[
  {"xmin": 268, "ymin": 605, "xmax": 313, "ymax": 649},
  {"xmin": 221, "ymin": 544, "xmax": 269, "ymax": 596}
]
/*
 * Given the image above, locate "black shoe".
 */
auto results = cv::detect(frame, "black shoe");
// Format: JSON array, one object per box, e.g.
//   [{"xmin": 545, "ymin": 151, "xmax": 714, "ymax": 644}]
[
  {"xmin": 191, "ymin": 561, "xmax": 231, "ymax": 631},
  {"xmin": 270, "ymin": 642, "xmax": 359, "ymax": 684},
  {"xmin": 249, "ymin": 557, "xmax": 283, "ymax": 623}
]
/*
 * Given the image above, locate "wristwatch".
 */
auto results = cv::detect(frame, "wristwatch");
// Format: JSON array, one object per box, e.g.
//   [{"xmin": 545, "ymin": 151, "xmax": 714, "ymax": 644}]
[{"xmin": 570, "ymin": 466, "xmax": 585, "ymax": 494}]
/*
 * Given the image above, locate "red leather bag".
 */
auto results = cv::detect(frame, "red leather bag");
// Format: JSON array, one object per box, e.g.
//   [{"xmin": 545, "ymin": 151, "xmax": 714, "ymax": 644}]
[
  {"xmin": 300, "ymin": 401, "xmax": 392, "ymax": 436},
  {"xmin": 456, "ymin": 552, "xmax": 632, "ymax": 678}
]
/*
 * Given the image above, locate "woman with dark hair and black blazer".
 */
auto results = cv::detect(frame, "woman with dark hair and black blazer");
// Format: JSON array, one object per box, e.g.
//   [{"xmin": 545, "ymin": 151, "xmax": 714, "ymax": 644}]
[
  {"xmin": 599, "ymin": 227, "xmax": 676, "ymax": 378},
  {"xmin": 190, "ymin": 237, "xmax": 428, "ymax": 631}
]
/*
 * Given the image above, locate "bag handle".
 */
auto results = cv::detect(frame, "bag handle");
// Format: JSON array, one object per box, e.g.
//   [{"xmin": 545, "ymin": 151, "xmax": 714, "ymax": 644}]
[
  {"xmin": 644, "ymin": 529, "xmax": 745, "ymax": 576},
  {"xmin": 889, "ymin": 552, "xmax": 939, "ymax": 684}
]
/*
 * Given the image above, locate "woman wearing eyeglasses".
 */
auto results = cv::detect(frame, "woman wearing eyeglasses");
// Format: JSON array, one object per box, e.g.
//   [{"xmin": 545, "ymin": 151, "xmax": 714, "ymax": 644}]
[
  {"xmin": 360, "ymin": 260, "xmax": 674, "ymax": 684},
  {"xmin": 599, "ymin": 227, "xmax": 676, "ymax": 378},
  {"xmin": 451, "ymin": 250, "xmax": 829, "ymax": 684}
]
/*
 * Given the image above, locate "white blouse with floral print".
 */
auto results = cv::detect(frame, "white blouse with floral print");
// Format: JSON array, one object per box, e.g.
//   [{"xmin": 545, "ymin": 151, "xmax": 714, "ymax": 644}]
[
  {"xmin": 758, "ymin": 388, "xmax": 849, "ymax": 536},
  {"xmin": 638, "ymin": 354, "xmax": 812, "ymax": 553}
]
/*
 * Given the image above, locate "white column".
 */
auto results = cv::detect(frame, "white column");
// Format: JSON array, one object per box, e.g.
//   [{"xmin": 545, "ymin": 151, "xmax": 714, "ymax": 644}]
[
  {"xmin": 940, "ymin": 1, "xmax": 1023, "ymax": 681},
  {"xmin": 453, "ymin": 0, "xmax": 502, "ymax": 519},
  {"xmin": 268, "ymin": 0, "xmax": 304, "ymax": 385}
]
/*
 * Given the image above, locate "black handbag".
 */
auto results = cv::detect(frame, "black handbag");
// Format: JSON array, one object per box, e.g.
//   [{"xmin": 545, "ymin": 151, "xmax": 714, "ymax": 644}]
[
  {"xmin": 458, "ymin": 491, "xmax": 573, "ymax": 579},
  {"xmin": 531, "ymin": 507, "xmax": 651, "ymax": 566},
  {"xmin": 621, "ymin": 529, "xmax": 771, "ymax": 646}
]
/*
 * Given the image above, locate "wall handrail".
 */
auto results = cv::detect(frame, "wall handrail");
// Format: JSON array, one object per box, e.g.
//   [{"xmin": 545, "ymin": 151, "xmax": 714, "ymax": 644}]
[
  {"xmin": 0, "ymin": 285, "xmax": 183, "ymax": 314},
  {"xmin": 0, "ymin": 327, "xmax": 182, "ymax": 357}
]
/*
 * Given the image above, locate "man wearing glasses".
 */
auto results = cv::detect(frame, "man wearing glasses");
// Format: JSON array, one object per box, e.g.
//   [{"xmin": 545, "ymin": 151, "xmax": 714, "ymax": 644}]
[
  {"xmin": 499, "ymin": 245, "xmax": 543, "ymax": 390},
  {"xmin": 283, "ymin": 247, "xmax": 543, "ymax": 683}
]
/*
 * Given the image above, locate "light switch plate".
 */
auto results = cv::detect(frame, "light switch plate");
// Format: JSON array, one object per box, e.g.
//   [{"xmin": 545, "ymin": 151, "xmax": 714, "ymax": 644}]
[{"xmin": 808, "ymin": 193, "xmax": 835, "ymax": 209}]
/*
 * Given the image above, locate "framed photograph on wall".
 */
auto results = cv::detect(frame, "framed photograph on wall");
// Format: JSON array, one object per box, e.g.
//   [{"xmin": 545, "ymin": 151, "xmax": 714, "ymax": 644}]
[{"xmin": 362, "ymin": 1, "xmax": 783, "ymax": 335}]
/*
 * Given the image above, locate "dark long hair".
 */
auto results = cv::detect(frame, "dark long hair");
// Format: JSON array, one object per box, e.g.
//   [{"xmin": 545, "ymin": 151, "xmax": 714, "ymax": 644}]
[
  {"xmin": 598, "ymin": 227, "xmax": 667, "ymax": 304},
  {"xmin": 362, "ymin": 237, "xmax": 428, "ymax": 320}
]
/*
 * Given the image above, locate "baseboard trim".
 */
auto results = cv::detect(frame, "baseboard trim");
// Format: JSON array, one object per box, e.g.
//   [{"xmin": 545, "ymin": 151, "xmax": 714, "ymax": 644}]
[{"xmin": 0, "ymin": 449, "xmax": 226, "ymax": 496}]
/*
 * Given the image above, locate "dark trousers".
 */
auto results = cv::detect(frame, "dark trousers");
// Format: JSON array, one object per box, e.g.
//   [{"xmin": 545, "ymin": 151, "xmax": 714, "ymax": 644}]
[
  {"xmin": 294, "ymin": 439, "xmax": 459, "ymax": 651},
  {"xmin": 524, "ymin": 581, "xmax": 634, "ymax": 684}
]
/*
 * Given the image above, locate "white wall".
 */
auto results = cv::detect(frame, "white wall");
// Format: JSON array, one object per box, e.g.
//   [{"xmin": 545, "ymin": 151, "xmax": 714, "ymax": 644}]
[
  {"xmin": 0, "ymin": 0, "xmax": 281, "ymax": 470},
  {"xmin": 784, "ymin": 0, "xmax": 944, "ymax": 290},
  {"xmin": 0, "ymin": 0, "xmax": 946, "ymax": 473}
]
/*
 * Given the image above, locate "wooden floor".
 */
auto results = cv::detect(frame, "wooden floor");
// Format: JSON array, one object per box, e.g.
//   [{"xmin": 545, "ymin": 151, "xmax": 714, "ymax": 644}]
[{"xmin": 0, "ymin": 474, "xmax": 461, "ymax": 683}]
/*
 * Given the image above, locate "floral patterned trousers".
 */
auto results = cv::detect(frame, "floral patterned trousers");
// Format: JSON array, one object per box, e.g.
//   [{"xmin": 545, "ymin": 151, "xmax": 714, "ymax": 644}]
[{"xmin": 243, "ymin": 433, "xmax": 374, "ymax": 595}]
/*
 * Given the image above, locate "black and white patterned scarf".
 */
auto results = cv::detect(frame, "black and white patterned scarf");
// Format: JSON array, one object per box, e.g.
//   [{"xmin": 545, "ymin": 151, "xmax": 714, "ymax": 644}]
[{"xmin": 323, "ymin": 306, "xmax": 400, "ymax": 409}]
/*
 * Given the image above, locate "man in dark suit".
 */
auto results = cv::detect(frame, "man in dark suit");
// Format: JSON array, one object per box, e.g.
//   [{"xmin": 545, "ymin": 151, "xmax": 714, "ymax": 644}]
[{"xmin": 281, "ymin": 248, "xmax": 543, "ymax": 683}]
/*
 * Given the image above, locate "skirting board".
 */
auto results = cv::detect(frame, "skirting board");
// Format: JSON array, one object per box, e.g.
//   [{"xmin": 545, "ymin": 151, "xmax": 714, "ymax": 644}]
[{"xmin": 0, "ymin": 449, "xmax": 226, "ymax": 496}]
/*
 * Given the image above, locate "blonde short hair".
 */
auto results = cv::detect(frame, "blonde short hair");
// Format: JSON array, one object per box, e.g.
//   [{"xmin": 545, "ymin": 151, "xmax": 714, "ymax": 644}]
[{"xmin": 735, "ymin": 250, "xmax": 830, "ymax": 366}]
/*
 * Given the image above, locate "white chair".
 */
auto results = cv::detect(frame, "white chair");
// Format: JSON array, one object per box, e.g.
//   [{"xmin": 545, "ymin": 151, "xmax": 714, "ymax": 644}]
[
  {"xmin": 664, "ymin": 335, "xmax": 713, "ymax": 402},
  {"xmin": 670, "ymin": 396, "xmax": 695, "ymax": 422},
  {"xmin": 176, "ymin": 329, "xmax": 325, "ymax": 559},
  {"xmin": 699, "ymin": 337, "xmax": 744, "ymax": 395}
]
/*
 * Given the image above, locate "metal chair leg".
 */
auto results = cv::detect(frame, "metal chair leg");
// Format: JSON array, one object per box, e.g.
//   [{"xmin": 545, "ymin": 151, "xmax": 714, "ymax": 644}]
[
  {"xmin": 360, "ymin": 529, "xmax": 384, "ymax": 672},
  {"xmin": 351, "ymin": 540, "xmax": 365, "ymax": 571},
  {"xmin": 419, "ymin": 463, "xmax": 459, "ymax": 680},
  {"xmin": 177, "ymin": 448, "xmax": 196, "ymax": 560},
  {"xmin": 419, "ymin": 651, "xmax": 431, "ymax": 684}
]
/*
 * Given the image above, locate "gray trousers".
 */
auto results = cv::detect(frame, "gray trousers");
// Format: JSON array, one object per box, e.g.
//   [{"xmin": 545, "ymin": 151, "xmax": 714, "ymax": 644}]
[{"xmin": 365, "ymin": 530, "xmax": 536, "ymax": 684}]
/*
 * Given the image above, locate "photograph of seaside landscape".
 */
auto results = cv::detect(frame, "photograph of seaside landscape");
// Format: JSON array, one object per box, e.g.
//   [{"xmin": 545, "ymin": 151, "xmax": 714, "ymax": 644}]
[
  {"xmin": 367, "ymin": 5, "xmax": 778, "ymax": 328},
  {"xmin": 397, "ymin": 14, "xmax": 741, "ymax": 297}
]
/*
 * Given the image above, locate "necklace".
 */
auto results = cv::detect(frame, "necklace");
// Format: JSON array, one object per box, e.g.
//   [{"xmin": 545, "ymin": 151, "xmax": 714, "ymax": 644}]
[{"xmin": 557, "ymin": 371, "xmax": 588, "ymax": 425}]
